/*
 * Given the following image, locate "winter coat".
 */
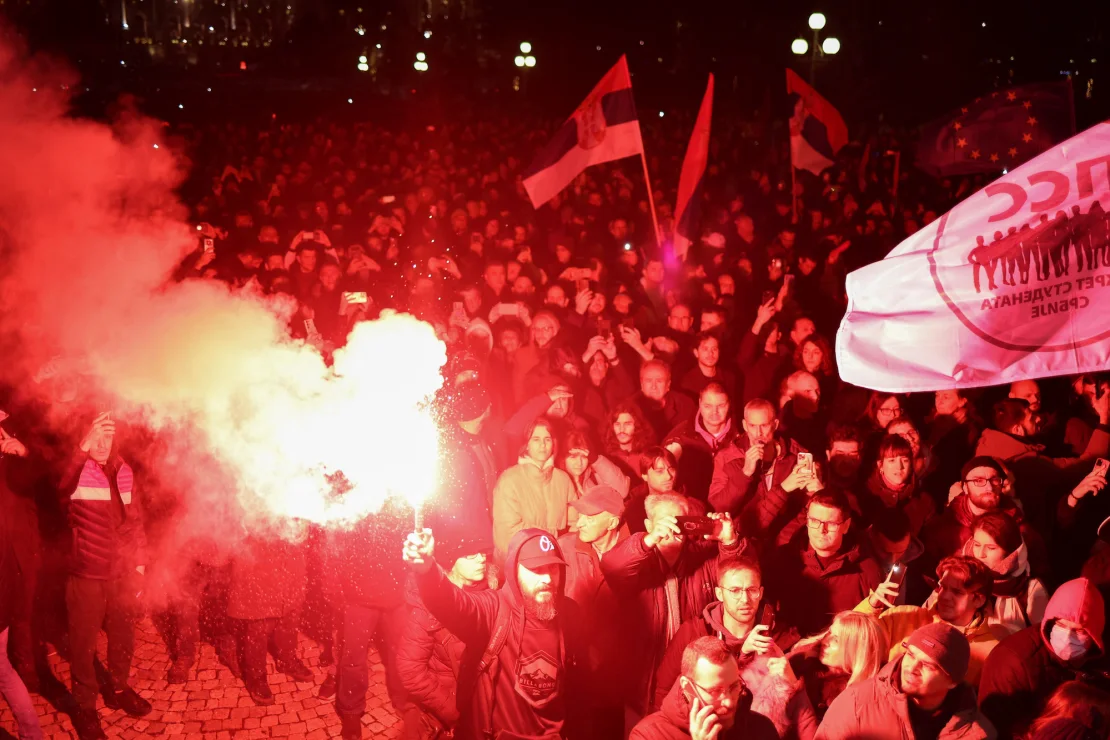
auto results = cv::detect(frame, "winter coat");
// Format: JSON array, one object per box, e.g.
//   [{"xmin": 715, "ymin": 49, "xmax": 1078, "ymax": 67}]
[
  {"xmin": 492, "ymin": 458, "xmax": 578, "ymax": 560},
  {"xmin": 737, "ymin": 331, "xmax": 790, "ymax": 406},
  {"xmin": 59, "ymin": 452, "xmax": 147, "ymax": 580},
  {"xmin": 979, "ymin": 578, "xmax": 1107, "ymax": 739},
  {"xmin": 920, "ymin": 493, "xmax": 1048, "ymax": 579},
  {"xmin": 503, "ymin": 392, "xmax": 595, "ymax": 454},
  {"xmin": 653, "ymin": 602, "xmax": 815, "ymax": 740},
  {"xmin": 815, "ymin": 657, "xmax": 996, "ymax": 740},
  {"xmin": 860, "ymin": 469, "xmax": 935, "ymax": 536},
  {"xmin": 434, "ymin": 424, "xmax": 500, "ymax": 535},
  {"xmin": 764, "ymin": 535, "xmax": 883, "ymax": 637},
  {"xmin": 923, "ymin": 539, "xmax": 1049, "ymax": 637},
  {"xmin": 630, "ymin": 677, "xmax": 780, "ymax": 740},
  {"xmin": 709, "ymin": 435, "xmax": 810, "ymax": 547},
  {"xmin": 337, "ymin": 500, "xmax": 413, "ymax": 611},
  {"xmin": 601, "ymin": 533, "xmax": 748, "ymax": 714},
  {"xmin": 227, "ymin": 533, "xmax": 306, "ymax": 620},
  {"xmin": 415, "ymin": 528, "xmax": 588, "ymax": 740},
  {"xmin": 396, "ymin": 575, "xmax": 470, "ymax": 727},
  {"xmin": 634, "ymin": 392, "xmax": 697, "ymax": 444},
  {"xmin": 664, "ymin": 415, "xmax": 740, "ymax": 505},
  {"xmin": 852, "ymin": 602, "xmax": 1009, "ymax": 687}
]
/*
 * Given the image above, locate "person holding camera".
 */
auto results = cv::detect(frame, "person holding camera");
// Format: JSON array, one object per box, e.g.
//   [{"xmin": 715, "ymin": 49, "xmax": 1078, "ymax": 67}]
[
  {"xmin": 652, "ymin": 556, "xmax": 814, "ymax": 740},
  {"xmin": 601, "ymin": 494, "xmax": 745, "ymax": 725}
]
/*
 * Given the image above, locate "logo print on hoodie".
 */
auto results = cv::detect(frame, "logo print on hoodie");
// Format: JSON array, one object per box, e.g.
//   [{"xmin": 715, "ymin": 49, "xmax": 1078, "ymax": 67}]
[{"xmin": 516, "ymin": 651, "xmax": 558, "ymax": 703}]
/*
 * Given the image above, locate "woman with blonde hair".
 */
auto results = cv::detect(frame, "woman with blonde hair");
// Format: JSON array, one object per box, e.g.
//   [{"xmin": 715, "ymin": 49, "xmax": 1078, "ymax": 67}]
[{"xmin": 788, "ymin": 611, "xmax": 889, "ymax": 722}]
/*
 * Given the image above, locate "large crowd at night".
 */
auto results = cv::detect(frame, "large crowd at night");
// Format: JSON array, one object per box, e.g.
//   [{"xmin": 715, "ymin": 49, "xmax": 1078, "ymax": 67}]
[{"xmin": 3, "ymin": 111, "xmax": 1110, "ymax": 740}]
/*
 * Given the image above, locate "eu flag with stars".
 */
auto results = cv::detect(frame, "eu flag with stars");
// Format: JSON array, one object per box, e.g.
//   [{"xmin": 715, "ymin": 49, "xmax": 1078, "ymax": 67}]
[{"xmin": 916, "ymin": 81, "xmax": 1074, "ymax": 177}]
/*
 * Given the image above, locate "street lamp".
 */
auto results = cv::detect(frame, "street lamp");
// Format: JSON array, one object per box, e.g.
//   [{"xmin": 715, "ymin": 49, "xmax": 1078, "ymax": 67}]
[
  {"xmin": 520, "ymin": 41, "xmax": 532, "ymax": 54},
  {"xmin": 514, "ymin": 55, "xmax": 525, "ymax": 67},
  {"xmin": 791, "ymin": 12, "xmax": 840, "ymax": 83}
]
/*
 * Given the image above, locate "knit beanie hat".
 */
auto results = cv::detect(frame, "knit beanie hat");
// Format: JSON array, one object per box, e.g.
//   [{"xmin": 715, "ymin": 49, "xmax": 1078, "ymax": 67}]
[{"xmin": 906, "ymin": 622, "xmax": 971, "ymax": 682}]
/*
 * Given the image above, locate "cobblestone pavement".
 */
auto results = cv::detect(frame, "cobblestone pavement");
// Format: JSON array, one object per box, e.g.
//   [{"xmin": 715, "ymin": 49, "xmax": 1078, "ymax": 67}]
[{"xmin": 0, "ymin": 617, "xmax": 402, "ymax": 739}]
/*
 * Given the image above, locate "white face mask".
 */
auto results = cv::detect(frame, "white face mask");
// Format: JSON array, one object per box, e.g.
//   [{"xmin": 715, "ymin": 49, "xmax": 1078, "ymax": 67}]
[{"xmin": 1050, "ymin": 623, "xmax": 1092, "ymax": 662}]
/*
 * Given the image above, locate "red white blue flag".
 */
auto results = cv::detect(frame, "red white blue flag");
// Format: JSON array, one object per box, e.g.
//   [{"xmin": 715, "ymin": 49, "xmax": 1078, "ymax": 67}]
[
  {"xmin": 673, "ymin": 74, "xmax": 714, "ymax": 263},
  {"xmin": 787, "ymin": 69, "xmax": 848, "ymax": 175},
  {"xmin": 523, "ymin": 56, "xmax": 644, "ymax": 208}
]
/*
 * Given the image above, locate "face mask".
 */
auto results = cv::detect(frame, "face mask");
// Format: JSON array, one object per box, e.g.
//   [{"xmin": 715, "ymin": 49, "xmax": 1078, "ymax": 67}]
[{"xmin": 1050, "ymin": 623, "xmax": 1091, "ymax": 662}]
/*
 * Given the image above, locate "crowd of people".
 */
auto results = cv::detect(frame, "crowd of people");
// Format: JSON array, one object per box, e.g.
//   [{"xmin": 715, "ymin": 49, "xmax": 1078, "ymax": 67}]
[{"xmin": 3, "ymin": 111, "xmax": 1110, "ymax": 740}]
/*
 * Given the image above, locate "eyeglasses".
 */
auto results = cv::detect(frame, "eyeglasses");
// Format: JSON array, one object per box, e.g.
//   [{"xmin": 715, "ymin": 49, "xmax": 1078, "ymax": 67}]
[
  {"xmin": 721, "ymin": 586, "xmax": 762, "ymax": 601},
  {"xmin": 876, "ymin": 406, "xmax": 902, "ymax": 417},
  {"xmin": 964, "ymin": 476, "xmax": 1002, "ymax": 487},
  {"xmin": 689, "ymin": 678, "xmax": 748, "ymax": 703},
  {"xmin": 807, "ymin": 516, "xmax": 844, "ymax": 533}
]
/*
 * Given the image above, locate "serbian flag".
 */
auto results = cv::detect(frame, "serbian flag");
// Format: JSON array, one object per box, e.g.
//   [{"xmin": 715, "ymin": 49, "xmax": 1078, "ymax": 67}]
[
  {"xmin": 836, "ymin": 121, "xmax": 1110, "ymax": 392},
  {"xmin": 523, "ymin": 56, "xmax": 644, "ymax": 208},
  {"xmin": 787, "ymin": 69, "xmax": 848, "ymax": 175},
  {"xmin": 672, "ymin": 74, "xmax": 714, "ymax": 263}
]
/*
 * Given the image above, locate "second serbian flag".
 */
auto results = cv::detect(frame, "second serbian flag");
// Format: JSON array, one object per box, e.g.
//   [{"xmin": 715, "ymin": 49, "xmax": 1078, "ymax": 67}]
[
  {"xmin": 673, "ymin": 74, "xmax": 714, "ymax": 263},
  {"xmin": 523, "ymin": 56, "xmax": 644, "ymax": 208}
]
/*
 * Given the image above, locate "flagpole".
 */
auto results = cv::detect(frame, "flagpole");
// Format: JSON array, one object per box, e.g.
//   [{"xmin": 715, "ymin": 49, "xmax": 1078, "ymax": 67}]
[
  {"xmin": 790, "ymin": 165, "xmax": 798, "ymax": 223},
  {"xmin": 639, "ymin": 149, "xmax": 663, "ymax": 254}
]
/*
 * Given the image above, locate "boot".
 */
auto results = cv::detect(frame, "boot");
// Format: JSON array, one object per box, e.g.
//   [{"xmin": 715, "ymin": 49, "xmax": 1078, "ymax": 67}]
[
  {"xmin": 277, "ymin": 659, "xmax": 314, "ymax": 683},
  {"xmin": 216, "ymin": 635, "xmax": 241, "ymax": 679},
  {"xmin": 340, "ymin": 714, "xmax": 363, "ymax": 740},
  {"xmin": 317, "ymin": 673, "xmax": 336, "ymax": 701},
  {"xmin": 166, "ymin": 654, "xmax": 194, "ymax": 684},
  {"xmin": 71, "ymin": 708, "xmax": 108, "ymax": 740},
  {"xmin": 103, "ymin": 685, "xmax": 153, "ymax": 717},
  {"xmin": 246, "ymin": 680, "xmax": 275, "ymax": 707}
]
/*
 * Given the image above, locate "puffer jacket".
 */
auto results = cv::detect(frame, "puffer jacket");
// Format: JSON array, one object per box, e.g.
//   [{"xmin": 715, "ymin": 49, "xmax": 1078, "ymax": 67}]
[
  {"xmin": 416, "ymin": 528, "xmax": 588, "ymax": 740},
  {"xmin": 709, "ymin": 434, "xmax": 809, "ymax": 546},
  {"xmin": 924, "ymin": 539, "xmax": 1048, "ymax": 637},
  {"xmin": 601, "ymin": 533, "xmax": 748, "ymax": 714},
  {"xmin": 815, "ymin": 657, "xmax": 996, "ymax": 740},
  {"xmin": 664, "ymin": 415, "xmax": 740, "ymax": 505},
  {"xmin": 979, "ymin": 578, "xmax": 1107, "ymax": 739},
  {"xmin": 653, "ymin": 601, "xmax": 814, "ymax": 740},
  {"xmin": 631, "ymin": 677, "xmax": 779, "ymax": 740},
  {"xmin": 396, "ymin": 575, "xmax": 470, "ymax": 728},
  {"xmin": 59, "ymin": 452, "xmax": 146, "ymax": 580},
  {"xmin": 492, "ymin": 457, "xmax": 577, "ymax": 559}
]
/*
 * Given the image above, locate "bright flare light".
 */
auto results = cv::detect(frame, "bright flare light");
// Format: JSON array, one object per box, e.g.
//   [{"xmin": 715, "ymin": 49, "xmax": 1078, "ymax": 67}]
[
  {"xmin": 808, "ymin": 12, "xmax": 826, "ymax": 30},
  {"xmin": 791, "ymin": 38, "xmax": 809, "ymax": 55},
  {"xmin": 822, "ymin": 36, "xmax": 841, "ymax": 54}
]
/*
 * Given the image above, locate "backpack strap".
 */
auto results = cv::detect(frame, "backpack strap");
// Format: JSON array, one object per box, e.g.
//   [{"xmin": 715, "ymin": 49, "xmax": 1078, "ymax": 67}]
[{"xmin": 478, "ymin": 596, "xmax": 512, "ymax": 740}]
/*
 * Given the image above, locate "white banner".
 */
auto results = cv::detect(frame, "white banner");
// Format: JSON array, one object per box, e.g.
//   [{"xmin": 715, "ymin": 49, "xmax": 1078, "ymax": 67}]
[{"xmin": 837, "ymin": 122, "xmax": 1110, "ymax": 392}]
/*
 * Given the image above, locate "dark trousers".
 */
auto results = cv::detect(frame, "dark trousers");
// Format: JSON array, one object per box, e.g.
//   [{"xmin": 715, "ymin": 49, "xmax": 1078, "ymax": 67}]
[
  {"xmin": 65, "ymin": 573, "xmax": 141, "ymax": 711},
  {"xmin": 7, "ymin": 547, "xmax": 41, "ymax": 672},
  {"xmin": 336, "ymin": 603, "xmax": 407, "ymax": 718},
  {"xmin": 237, "ymin": 614, "xmax": 299, "ymax": 690}
]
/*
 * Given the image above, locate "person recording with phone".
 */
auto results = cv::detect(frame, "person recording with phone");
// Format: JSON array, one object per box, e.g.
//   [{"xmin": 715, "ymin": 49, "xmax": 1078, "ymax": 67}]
[
  {"xmin": 601, "ymin": 493, "xmax": 747, "ymax": 725},
  {"xmin": 709, "ymin": 398, "xmax": 817, "ymax": 547},
  {"xmin": 653, "ymin": 556, "xmax": 815, "ymax": 739},
  {"xmin": 856, "ymin": 555, "xmax": 1007, "ymax": 686}
]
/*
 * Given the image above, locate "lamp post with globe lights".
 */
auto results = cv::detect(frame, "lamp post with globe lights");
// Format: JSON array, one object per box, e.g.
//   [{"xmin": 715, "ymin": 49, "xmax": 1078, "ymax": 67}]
[
  {"xmin": 513, "ymin": 41, "xmax": 537, "ymax": 91},
  {"xmin": 791, "ymin": 12, "xmax": 840, "ymax": 84}
]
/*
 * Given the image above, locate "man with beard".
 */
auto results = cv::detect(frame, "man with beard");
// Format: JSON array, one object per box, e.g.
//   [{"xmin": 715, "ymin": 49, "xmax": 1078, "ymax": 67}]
[
  {"xmin": 632, "ymin": 637, "xmax": 777, "ymax": 740},
  {"xmin": 815, "ymin": 623, "xmax": 994, "ymax": 739},
  {"xmin": 403, "ymin": 527, "xmax": 587, "ymax": 740},
  {"xmin": 921, "ymin": 456, "xmax": 1046, "ymax": 577}
]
